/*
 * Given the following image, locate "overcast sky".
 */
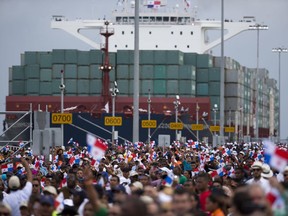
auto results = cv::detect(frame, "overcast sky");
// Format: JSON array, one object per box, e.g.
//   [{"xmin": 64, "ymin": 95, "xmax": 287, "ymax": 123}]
[{"xmin": 0, "ymin": 0, "xmax": 287, "ymax": 139}]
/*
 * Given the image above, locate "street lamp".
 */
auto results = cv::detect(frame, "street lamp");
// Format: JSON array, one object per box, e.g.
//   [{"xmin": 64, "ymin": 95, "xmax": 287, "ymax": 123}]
[
  {"xmin": 196, "ymin": 102, "xmax": 200, "ymax": 141},
  {"xmin": 239, "ymin": 106, "xmax": 243, "ymax": 142},
  {"xmin": 272, "ymin": 47, "xmax": 287, "ymax": 140},
  {"xmin": 147, "ymin": 89, "xmax": 151, "ymax": 144},
  {"xmin": 110, "ymin": 81, "xmax": 119, "ymax": 145},
  {"xmin": 173, "ymin": 95, "xmax": 181, "ymax": 140},
  {"xmin": 249, "ymin": 24, "xmax": 268, "ymax": 140},
  {"xmin": 213, "ymin": 104, "xmax": 218, "ymax": 135},
  {"xmin": 59, "ymin": 70, "xmax": 65, "ymax": 147}
]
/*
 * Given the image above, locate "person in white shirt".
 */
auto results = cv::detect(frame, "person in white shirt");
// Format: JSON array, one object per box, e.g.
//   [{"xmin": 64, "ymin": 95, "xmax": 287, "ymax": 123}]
[
  {"xmin": 246, "ymin": 161, "xmax": 270, "ymax": 194},
  {"xmin": 3, "ymin": 158, "xmax": 33, "ymax": 216}
]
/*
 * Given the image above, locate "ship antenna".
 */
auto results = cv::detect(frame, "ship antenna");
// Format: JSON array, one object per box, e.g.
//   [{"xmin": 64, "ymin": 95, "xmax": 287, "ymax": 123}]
[{"xmin": 99, "ymin": 21, "xmax": 114, "ymax": 110}]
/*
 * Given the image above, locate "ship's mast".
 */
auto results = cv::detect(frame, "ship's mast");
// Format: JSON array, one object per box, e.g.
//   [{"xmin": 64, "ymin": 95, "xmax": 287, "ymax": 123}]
[{"xmin": 99, "ymin": 21, "xmax": 114, "ymax": 108}]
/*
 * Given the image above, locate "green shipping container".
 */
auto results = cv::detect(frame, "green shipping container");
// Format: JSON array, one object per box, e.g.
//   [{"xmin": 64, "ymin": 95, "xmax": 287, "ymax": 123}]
[
  {"xmin": 40, "ymin": 69, "xmax": 52, "ymax": 82},
  {"xmin": 129, "ymin": 65, "xmax": 134, "ymax": 79},
  {"xmin": 52, "ymin": 49, "xmax": 65, "ymax": 64},
  {"xmin": 179, "ymin": 80, "xmax": 195, "ymax": 95},
  {"xmin": 117, "ymin": 50, "xmax": 133, "ymax": 64},
  {"xmin": 167, "ymin": 80, "xmax": 178, "ymax": 94},
  {"xmin": 65, "ymin": 79, "xmax": 77, "ymax": 94},
  {"xmin": 64, "ymin": 64, "xmax": 77, "ymax": 79},
  {"xmin": 52, "ymin": 79, "xmax": 61, "ymax": 95},
  {"xmin": 154, "ymin": 50, "xmax": 167, "ymax": 64},
  {"xmin": 89, "ymin": 50, "xmax": 103, "ymax": 64},
  {"xmin": 110, "ymin": 69, "xmax": 116, "ymax": 82},
  {"xmin": 77, "ymin": 51, "xmax": 90, "ymax": 65},
  {"xmin": 25, "ymin": 64, "xmax": 40, "ymax": 79},
  {"xmin": 141, "ymin": 80, "xmax": 153, "ymax": 95},
  {"xmin": 90, "ymin": 80, "xmax": 102, "ymax": 94},
  {"xmin": 210, "ymin": 96, "xmax": 220, "ymax": 110},
  {"xmin": 153, "ymin": 65, "xmax": 166, "ymax": 79},
  {"xmin": 26, "ymin": 79, "xmax": 40, "ymax": 94},
  {"xmin": 109, "ymin": 53, "xmax": 117, "ymax": 66},
  {"xmin": 39, "ymin": 82, "xmax": 52, "ymax": 95},
  {"xmin": 90, "ymin": 65, "xmax": 102, "ymax": 79},
  {"xmin": 153, "ymin": 80, "xmax": 166, "ymax": 95},
  {"xmin": 78, "ymin": 66, "xmax": 90, "ymax": 79},
  {"xmin": 166, "ymin": 50, "xmax": 184, "ymax": 65},
  {"xmin": 196, "ymin": 69, "xmax": 209, "ymax": 82},
  {"xmin": 208, "ymin": 82, "xmax": 220, "ymax": 96},
  {"xmin": 196, "ymin": 83, "xmax": 209, "ymax": 96},
  {"xmin": 209, "ymin": 67, "xmax": 221, "ymax": 82},
  {"xmin": 140, "ymin": 50, "xmax": 154, "ymax": 64},
  {"xmin": 197, "ymin": 54, "xmax": 213, "ymax": 68},
  {"xmin": 129, "ymin": 80, "xmax": 134, "ymax": 95},
  {"xmin": 117, "ymin": 65, "xmax": 130, "ymax": 79},
  {"xmin": 140, "ymin": 65, "xmax": 154, "ymax": 79},
  {"xmin": 11, "ymin": 80, "xmax": 25, "ymax": 95},
  {"xmin": 12, "ymin": 66, "xmax": 25, "ymax": 80},
  {"xmin": 65, "ymin": 50, "xmax": 78, "ymax": 63},
  {"xmin": 117, "ymin": 80, "xmax": 129, "ymax": 95},
  {"xmin": 52, "ymin": 64, "xmax": 64, "ymax": 78},
  {"xmin": 179, "ymin": 65, "xmax": 196, "ymax": 80},
  {"xmin": 24, "ymin": 51, "xmax": 38, "ymax": 65},
  {"xmin": 77, "ymin": 80, "xmax": 90, "ymax": 94},
  {"xmin": 184, "ymin": 52, "xmax": 197, "ymax": 65},
  {"xmin": 166, "ymin": 65, "xmax": 179, "ymax": 79},
  {"xmin": 39, "ymin": 52, "xmax": 52, "ymax": 68}
]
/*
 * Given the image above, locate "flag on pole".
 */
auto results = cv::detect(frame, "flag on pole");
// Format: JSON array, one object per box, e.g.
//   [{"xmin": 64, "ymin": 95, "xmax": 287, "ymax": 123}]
[{"xmin": 87, "ymin": 134, "xmax": 108, "ymax": 160}]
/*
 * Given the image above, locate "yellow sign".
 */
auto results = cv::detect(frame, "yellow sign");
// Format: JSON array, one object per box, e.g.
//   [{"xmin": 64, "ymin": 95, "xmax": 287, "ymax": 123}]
[
  {"xmin": 141, "ymin": 120, "xmax": 157, "ymax": 128},
  {"xmin": 104, "ymin": 117, "xmax": 122, "ymax": 126},
  {"xmin": 169, "ymin": 122, "xmax": 183, "ymax": 130},
  {"xmin": 52, "ymin": 113, "xmax": 72, "ymax": 124},
  {"xmin": 225, "ymin": 127, "xmax": 235, "ymax": 133},
  {"xmin": 191, "ymin": 124, "xmax": 204, "ymax": 131},
  {"xmin": 210, "ymin": 125, "xmax": 220, "ymax": 132}
]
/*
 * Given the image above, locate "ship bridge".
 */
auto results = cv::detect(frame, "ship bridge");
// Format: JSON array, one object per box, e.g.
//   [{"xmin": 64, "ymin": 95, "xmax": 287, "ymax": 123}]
[{"xmin": 51, "ymin": 14, "xmax": 256, "ymax": 53}]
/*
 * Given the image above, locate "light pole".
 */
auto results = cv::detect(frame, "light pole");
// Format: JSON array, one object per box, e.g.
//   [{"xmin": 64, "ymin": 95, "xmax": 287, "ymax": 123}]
[
  {"xmin": 213, "ymin": 104, "xmax": 218, "ymax": 136},
  {"xmin": 147, "ymin": 89, "xmax": 151, "ymax": 144},
  {"xmin": 173, "ymin": 95, "xmax": 181, "ymax": 141},
  {"xmin": 228, "ymin": 107, "xmax": 231, "ymax": 140},
  {"xmin": 196, "ymin": 102, "xmax": 200, "ymax": 141},
  {"xmin": 59, "ymin": 70, "xmax": 65, "ymax": 147},
  {"xmin": 272, "ymin": 47, "xmax": 287, "ymax": 140},
  {"xmin": 239, "ymin": 106, "xmax": 243, "ymax": 142},
  {"xmin": 110, "ymin": 81, "xmax": 119, "ymax": 145},
  {"xmin": 249, "ymin": 24, "xmax": 268, "ymax": 140}
]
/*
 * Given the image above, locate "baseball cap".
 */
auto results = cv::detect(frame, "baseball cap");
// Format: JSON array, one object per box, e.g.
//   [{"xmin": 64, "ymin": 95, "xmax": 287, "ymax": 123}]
[
  {"xmin": 40, "ymin": 195, "xmax": 54, "ymax": 206},
  {"xmin": 8, "ymin": 175, "xmax": 20, "ymax": 190},
  {"xmin": 43, "ymin": 186, "xmax": 58, "ymax": 196}
]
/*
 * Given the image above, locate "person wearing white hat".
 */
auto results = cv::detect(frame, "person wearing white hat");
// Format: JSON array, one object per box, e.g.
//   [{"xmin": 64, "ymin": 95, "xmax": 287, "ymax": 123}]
[
  {"xmin": 261, "ymin": 164, "xmax": 274, "ymax": 179},
  {"xmin": 246, "ymin": 161, "xmax": 270, "ymax": 194},
  {"xmin": 3, "ymin": 158, "xmax": 32, "ymax": 216}
]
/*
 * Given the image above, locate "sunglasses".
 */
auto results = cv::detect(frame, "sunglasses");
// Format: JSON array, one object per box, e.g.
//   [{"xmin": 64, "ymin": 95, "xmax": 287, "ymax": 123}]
[
  {"xmin": 33, "ymin": 184, "xmax": 39, "ymax": 187},
  {"xmin": 253, "ymin": 169, "xmax": 261, "ymax": 172}
]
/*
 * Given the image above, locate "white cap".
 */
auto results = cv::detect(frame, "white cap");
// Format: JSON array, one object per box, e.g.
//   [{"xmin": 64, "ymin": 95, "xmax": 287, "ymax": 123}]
[
  {"xmin": 43, "ymin": 186, "xmax": 58, "ymax": 196},
  {"xmin": 8, "ymin": 176, "xmax": 20, "ymax": 190}
]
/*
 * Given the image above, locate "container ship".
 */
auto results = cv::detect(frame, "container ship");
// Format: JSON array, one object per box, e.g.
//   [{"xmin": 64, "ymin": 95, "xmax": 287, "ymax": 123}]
[{"xmin": 4, "ymin": 0, "xmax": 278, "ymax": 145}]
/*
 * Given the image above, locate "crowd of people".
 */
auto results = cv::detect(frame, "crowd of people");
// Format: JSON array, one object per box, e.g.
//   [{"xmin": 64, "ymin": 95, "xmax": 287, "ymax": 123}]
[{"xmin": 0, "ymin": 139, "xmax": 287, "ymax": 216}]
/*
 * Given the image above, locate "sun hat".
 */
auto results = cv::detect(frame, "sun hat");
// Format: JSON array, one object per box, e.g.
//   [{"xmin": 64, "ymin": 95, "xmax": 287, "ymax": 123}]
[
  {"xmin": 251, "ymin": 161, "xmax": 263, "ymax": 169},
  {"xmin": 261, "ymin": 164, "xmax": 273, "ymax": 178}
]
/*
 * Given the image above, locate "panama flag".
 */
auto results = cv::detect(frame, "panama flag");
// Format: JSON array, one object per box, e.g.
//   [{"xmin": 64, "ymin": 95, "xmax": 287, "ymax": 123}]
[
  {"xmin": 87, "ymin": 134, "xmax": 108, "ymax": 160},
  {"xmin": 264, "ymin": 140, "xmax": 288, "ymax": 172}
]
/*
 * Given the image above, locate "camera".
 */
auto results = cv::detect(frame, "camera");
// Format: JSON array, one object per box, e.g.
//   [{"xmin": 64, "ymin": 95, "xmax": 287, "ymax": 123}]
[{"xmin": 59, "ymin": 84, "xmax": 65, "ymax": 90}]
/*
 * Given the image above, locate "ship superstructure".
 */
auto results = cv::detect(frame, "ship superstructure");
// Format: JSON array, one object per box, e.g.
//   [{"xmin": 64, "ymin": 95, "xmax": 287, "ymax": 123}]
[{"xmin": 51, "ymin": 0, "xmax": 256, "ymax": 53}]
